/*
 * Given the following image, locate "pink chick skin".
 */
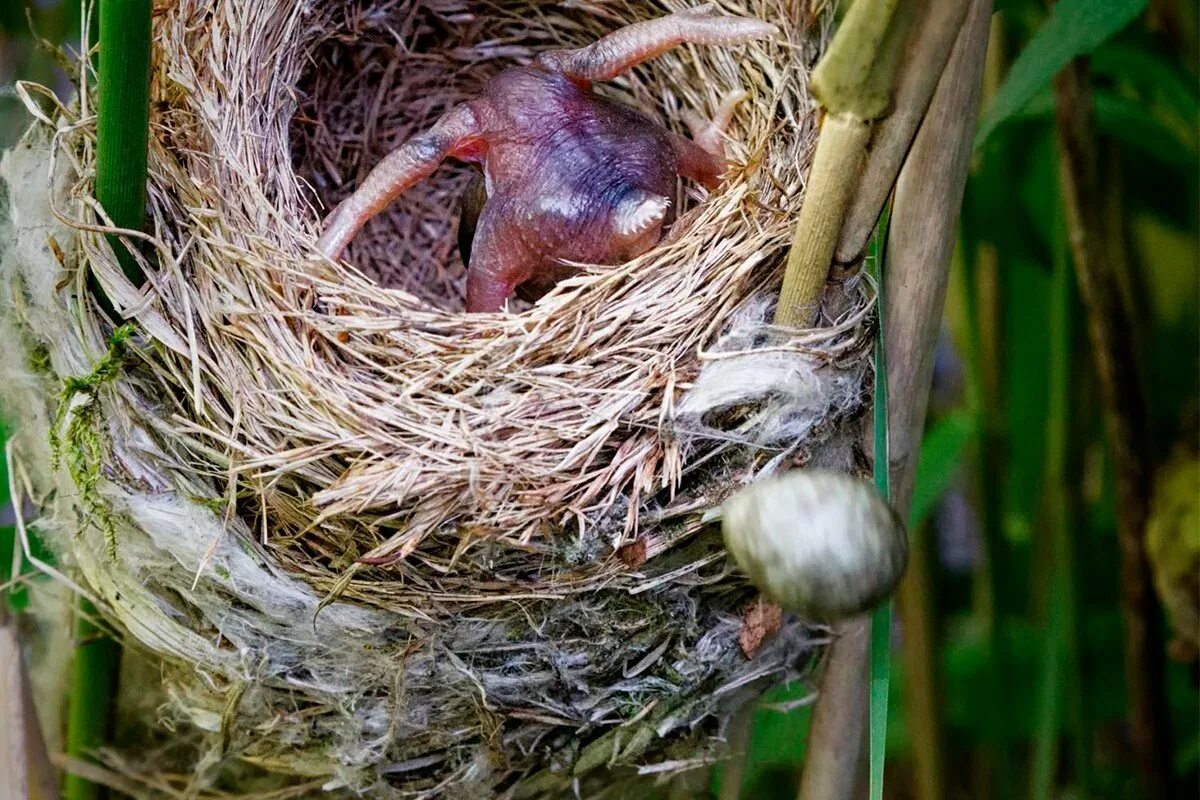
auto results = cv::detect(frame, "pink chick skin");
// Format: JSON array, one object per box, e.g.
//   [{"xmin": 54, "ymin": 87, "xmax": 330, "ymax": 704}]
[{"xmin": 316, "ymin": 7, "xmax": 778, "ymax": 312}]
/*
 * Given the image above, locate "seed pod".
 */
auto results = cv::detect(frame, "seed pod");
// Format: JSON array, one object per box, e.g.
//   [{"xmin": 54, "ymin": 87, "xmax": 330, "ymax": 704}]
[
  {"xmin": 720, "ymin": 470, "xmax": 907, "ymax": 621},
  {"xmin": 1146, "ymin": 453, "xmax": 1200, "ymax": 663}
]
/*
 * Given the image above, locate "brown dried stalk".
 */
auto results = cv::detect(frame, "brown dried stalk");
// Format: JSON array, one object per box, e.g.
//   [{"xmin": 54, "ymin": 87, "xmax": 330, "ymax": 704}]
[
  {"xmin": 885, "ymin": 1, "xmax": 991, "ymax": 511},
  {"xmin": 882, "ymin": 4, "xmax": 994, "ymax": 800},
  {"xmin": 1, "ymin": 613, "xmax": 58, "ymax": 800},
  {"xmin": 1051, "ymin": 56, "xmax": 1171, "ymax": 800}
]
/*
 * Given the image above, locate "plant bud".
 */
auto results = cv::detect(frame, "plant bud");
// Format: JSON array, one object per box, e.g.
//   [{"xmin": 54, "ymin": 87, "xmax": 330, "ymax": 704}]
[{"xmin": 720, "ymin": 470, "xmax": 907, "ymax": 621}]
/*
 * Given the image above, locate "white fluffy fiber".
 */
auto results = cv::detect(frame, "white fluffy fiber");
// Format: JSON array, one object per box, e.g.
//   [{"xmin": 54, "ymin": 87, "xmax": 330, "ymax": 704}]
[
  {"xmin": 673, "ymin": 292, "xmax": 872, "ymax": 473},
  {"xmin": 1, "ymin": 134, "xmax": 414, "ymax": 788}
]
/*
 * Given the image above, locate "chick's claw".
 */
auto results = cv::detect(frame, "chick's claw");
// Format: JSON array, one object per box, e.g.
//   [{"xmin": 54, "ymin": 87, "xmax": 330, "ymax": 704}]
[{"xmin": 317, "ymin": 8, "xmax": 778, "ymax": 312}]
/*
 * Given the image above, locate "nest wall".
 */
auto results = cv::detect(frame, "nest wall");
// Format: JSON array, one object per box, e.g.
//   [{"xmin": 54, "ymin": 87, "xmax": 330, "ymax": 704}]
[{"xmin": 0, "ymin": 0, "xmax": 876, "ymax": 796}]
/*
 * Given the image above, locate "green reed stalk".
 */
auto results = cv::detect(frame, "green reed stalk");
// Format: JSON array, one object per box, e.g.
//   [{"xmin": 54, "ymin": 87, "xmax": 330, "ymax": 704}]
[
  {"xmin": 65, "ymin": 2, "xmax": 152, "ymax": 797},
  {"xmin": 868, "ymin": 209, "xmax": 892, "ymax": 800},
  {"xmin": 93, "ymin": 0, "xmax": 152, "ymax": 297}
]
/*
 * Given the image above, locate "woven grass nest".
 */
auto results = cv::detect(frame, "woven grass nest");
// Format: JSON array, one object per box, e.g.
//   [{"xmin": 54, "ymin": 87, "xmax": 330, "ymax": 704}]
[{"xmin": 0, "ymin": 0, "xmax": 878, "ymax": 796}]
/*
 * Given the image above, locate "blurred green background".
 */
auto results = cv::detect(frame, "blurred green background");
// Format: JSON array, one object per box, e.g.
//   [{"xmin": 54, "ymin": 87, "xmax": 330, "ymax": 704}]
[{"xmin": 2, "ymin": 1, "xmax": 1197, "ymax": 799}]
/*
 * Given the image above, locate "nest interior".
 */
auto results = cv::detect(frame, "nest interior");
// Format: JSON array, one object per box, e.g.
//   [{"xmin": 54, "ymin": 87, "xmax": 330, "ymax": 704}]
[
  {"xmin": 0, "ymin": 0, "xmax": 878, "ymax": 796},
  {"xmin": 290, "ymin": 0, "xmax": 486, "ymax": 307},
  {"xmin": 289, "ymin": 0, "xmax": 761, "ymax": 309}
]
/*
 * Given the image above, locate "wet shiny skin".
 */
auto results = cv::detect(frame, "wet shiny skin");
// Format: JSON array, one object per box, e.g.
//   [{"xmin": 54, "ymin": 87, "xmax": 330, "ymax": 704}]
[
  {"xmin": 316, "ymin": 9, "xmax": 776, "ymax": 312},
  {"xmin": 455, "ymin": 67, "xmax": 720, "ymax": 310}
]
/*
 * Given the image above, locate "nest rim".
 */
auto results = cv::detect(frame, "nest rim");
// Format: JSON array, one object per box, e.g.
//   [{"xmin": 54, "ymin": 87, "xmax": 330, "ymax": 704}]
[{"xmin": 83, "ymin": 0, "xmax": 831, "ymax": 578}]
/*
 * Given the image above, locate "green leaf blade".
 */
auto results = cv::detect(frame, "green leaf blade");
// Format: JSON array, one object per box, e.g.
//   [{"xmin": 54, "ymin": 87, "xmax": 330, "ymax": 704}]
[
  {"xmin": 974, "ymin": 0, "xmax": 1148, "ymax": 148},
  {"xmin": 910, "ymin": 410, "xmax": 978, "ymax": 530}
]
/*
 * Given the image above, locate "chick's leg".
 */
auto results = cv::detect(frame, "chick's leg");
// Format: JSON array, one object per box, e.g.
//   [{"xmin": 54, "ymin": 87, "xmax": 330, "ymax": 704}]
[
  {"xmin": 463, "ymin": 202, "xmax": 537, "ymax": 313},
  {"xmin": 318, "ymin": 103, "xmax": 483, "ymax": 260},
  {"xmin": 535, "ymin": 7, "xmax": 777, "ymax": 83},
  {"xmin": 672, "ymin": 90, "xmax": 749, "ymax": 189}
]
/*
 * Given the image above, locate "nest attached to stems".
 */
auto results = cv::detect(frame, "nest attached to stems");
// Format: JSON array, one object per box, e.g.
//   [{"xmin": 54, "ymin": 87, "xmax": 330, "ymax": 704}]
[{"xmin": 0, "ymin": 0, "xmax": 877, "ymax": 796}]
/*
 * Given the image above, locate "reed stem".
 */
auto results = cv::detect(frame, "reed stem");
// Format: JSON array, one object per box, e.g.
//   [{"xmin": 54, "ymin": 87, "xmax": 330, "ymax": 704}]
[
  {"xmin": 92, "ymin": 0, "xmax": 152, "ymax": 307},
  {"xmin": 1051, "ymin": 52, "xmax": 1171, "ymax": 800},
  {"xmin": 1030, "ymin": 211, "xmax": 1090, "ymax": 800},
  {"xmin": 880, "ymin": 12, "xmax": 992, "ymax": 800},
  {"xmin": 836, "ymin": 0, "xmax": 973, "ymax": 265},
  {"xmin": 64, "ymin": 1, "xmax": 153, "ymax": 795},
  {"xmin": 64, "ymin": 600, "xmax": 120, "ymax": 800},
  {"xmin": 776, "ymin": 114, "xmax": 870, "ymax": 326},
  {"xmin": 1, "ymin": 609, "xmax": 58, "ymax": 800},
  {"xmin": 775, "ymin": 0, "xmax": 905, "ymax": 327},
  {"xmin": 795, "ymin": 5, "xmax": 993, "ymax": 800}
]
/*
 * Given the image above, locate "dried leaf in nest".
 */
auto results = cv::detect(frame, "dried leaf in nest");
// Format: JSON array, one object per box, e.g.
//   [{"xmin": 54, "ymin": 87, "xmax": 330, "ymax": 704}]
[{"xmin": 738, "ymin": 597, "xmax": 784, "ymax": 658}]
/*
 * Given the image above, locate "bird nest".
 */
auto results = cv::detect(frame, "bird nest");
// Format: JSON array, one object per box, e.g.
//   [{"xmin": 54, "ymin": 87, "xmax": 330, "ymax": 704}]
[{"xmin": 0, "ymin": 0, "xmax": 877, "ymax": 796}]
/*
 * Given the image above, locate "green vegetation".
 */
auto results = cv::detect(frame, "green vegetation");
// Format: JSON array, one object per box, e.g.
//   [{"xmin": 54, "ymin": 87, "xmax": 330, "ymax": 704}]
[
  {"xmin": 735, "ymin": 1, "xmax": 1200, "ymax": 797},
  {"xmin": 94, "ymin": 0, "xmax": 151, "ymax": 291}
]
